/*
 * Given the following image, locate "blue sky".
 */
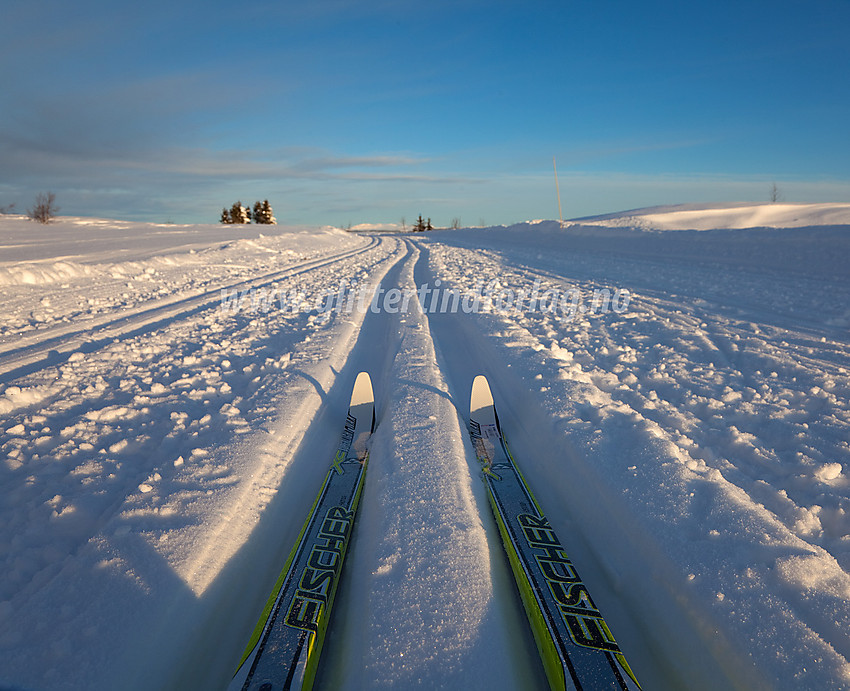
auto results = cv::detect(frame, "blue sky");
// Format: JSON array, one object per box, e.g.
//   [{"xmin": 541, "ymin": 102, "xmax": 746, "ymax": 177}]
[{"xmin": 1, "ymin": 0, "xmax": 849, "ymax": 226}]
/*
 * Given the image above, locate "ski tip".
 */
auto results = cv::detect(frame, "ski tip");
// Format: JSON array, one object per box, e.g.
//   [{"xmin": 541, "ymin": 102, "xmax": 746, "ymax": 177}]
[
  {"xmin": 470, "ymin": 375, "xmax": 494, "ymax": 417},
  {"xmin": 351, "ymin": 371, "xmax": 374, "ymax": 408}
]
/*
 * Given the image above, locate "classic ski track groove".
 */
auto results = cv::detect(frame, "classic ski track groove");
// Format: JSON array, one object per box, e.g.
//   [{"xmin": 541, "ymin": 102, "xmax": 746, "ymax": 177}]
[
  {"xmin": 313, "ymin": 237, "xmax": 641, "ymax": 689},
  {"xmin": 318, "ymin": 238, "xmax": 531, "ymax": 689},
  {"xmin": 405, "ymin": 238, "xmax": 660, "ymax": 687},
  {"xmin": 0, "ymin": 235, "xmax": 382, "ymax": 381},
  {"xmin": 198, "ymin": 239, "xmax": 417, "ymax": 690}
]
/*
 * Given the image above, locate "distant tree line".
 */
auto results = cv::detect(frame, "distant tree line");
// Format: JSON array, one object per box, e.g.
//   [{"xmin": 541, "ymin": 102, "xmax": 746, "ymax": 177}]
[{"xmin": 220, "ymin": 200, "xmax": 276, "ymax": 224}]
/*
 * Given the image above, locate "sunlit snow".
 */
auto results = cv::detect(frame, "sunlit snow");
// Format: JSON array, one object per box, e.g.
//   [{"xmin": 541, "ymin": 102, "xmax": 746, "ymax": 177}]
[{"xmin": 1, "ymin": 204, "xmax": 849, "ymax": 690}]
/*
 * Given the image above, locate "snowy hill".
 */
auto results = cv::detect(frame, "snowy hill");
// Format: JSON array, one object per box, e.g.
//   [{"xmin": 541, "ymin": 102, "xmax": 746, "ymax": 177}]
[
  {"xmin": 1, "ymin": 209, "xmax": 849, "ymax": 690},
  {"xmin": 573, "ymin": 201, "xmax": 850, "ymax": 230}
]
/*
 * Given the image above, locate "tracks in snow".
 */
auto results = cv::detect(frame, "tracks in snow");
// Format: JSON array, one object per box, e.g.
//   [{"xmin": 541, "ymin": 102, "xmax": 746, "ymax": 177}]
[
  {"xmin": 0, "ymin": 235, "xmax": 382, "ymax": 383},
  {"xmin": 319, "ymin": 239, "xmax": 541, "ymax": 689},
  {"xmin": 196, "ymin": 236, "xmax": 691, "ymax": 689},
  {"xmin": 6, "ymin": 226, "xmax": 847, "ymax": 690}
]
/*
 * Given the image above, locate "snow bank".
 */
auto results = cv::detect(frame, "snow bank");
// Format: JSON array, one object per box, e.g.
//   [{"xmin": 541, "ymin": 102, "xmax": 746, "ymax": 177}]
[
  {"xmin": 465, "ymin": 210, "xmax": 850, "ymax": 281},
  {"xmin": 574, "ymin": 202, "xmax": 850, "ymax": 230}
]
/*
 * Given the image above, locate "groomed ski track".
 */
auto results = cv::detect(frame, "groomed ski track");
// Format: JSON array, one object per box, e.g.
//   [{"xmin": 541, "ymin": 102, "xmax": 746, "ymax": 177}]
[
  {"xmin": 170, "ymin": 236, "xmax": 753, "ymax": 690},
  {"xmin": 2, "ymin": 218, "xmax": 850, "ymax": 690},
  {"xmin": 178, "ymin": 237, "xmax": 548, "ymax": 690}
]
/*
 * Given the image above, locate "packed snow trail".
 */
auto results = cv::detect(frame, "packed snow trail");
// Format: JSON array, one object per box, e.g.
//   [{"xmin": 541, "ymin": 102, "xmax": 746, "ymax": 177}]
[
  {"xmin": 2, "ymin": 209, "xmax": 850, "ymax": 690},
  {"xmin": 316, "ymin": 239, "xmax": 542, "ymax": 689}
]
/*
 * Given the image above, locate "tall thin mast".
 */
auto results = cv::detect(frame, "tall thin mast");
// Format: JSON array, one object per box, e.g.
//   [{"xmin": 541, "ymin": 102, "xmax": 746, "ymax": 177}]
[{"xmin": 553, "ymin": 156, "xmax": 564, "ymax": 228}]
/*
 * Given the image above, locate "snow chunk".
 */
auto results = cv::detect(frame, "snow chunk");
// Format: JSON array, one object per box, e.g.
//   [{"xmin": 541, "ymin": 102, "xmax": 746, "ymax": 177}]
[
  {"xmin": 85, "ymin": 406, "xmax": 134, "ymax": 422},
  {"xmin": 0, "ymin": 385, "xmax": 55, "ymax": 415},
  {"xmin": 814, "ymin": 462, "xmax": 843, "ymax": 483},
  {"xmin": 776, "ymin": 554, "xmax": 850, "ymax": 598},
  {"xmin": 109, "ymin": 439, "xmax": 129, "ymax": 454}
]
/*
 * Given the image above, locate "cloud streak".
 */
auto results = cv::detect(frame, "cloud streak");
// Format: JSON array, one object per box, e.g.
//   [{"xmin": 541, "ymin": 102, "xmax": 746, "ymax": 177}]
[{"xmin": 0, "ymin": 135, "xmax": 448, "ymax": 184}]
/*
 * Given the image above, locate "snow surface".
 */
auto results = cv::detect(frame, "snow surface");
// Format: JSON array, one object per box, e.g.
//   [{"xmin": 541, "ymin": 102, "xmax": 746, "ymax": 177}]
[
  {"xmin": 575, "ymin": 201, "xmax": 850, "ymax": 231},
  {"xmin": 1, "ymin": 204, "xmax": 849, "ymax": 690}
]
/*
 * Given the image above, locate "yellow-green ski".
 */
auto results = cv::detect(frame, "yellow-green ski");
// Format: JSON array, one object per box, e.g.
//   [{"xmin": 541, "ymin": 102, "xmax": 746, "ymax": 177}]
[{"xmin": 469, "ymin": 375, "xmax": 640, "ymax": 691}]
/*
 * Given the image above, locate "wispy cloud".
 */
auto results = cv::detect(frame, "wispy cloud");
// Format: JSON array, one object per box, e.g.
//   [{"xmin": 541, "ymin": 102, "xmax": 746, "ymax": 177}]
[
  {"xmin": 0, "ymin": 129, "xmax": 469, "ymax": 222},
  {"xmin": 0, "ymin": 125, "xmax": 453, "ymax": 185}
]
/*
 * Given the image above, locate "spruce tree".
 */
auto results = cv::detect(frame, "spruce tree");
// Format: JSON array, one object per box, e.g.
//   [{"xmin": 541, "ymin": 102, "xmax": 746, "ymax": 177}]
[
  {"xmin": 261, "ymin": 199, "xmax": 276, "ymax": 225},
  {"xmin": 230, "ymin": 201, "xmax": 249, "ymax": 224},
  {"xmin": 223, "ymin": 199, "xmax": 276, "ymax": 224}
]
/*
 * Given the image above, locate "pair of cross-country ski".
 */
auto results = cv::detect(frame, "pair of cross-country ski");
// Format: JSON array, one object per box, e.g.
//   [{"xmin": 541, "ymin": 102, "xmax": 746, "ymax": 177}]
[{"xmin": 228, "ymin": 372, "xmax": 641, "ymax": 691}]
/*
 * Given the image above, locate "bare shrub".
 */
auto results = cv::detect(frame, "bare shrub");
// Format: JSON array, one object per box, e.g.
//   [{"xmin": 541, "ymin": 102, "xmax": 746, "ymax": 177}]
[{"xmin": 28, "ymin": 192, "xmax": 59, "ymax": 224}]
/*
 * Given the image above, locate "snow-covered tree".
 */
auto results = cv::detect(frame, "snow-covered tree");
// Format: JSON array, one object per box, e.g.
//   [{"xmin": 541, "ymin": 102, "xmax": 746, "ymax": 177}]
[
  {"xmin": 230, "ymin": 201, "xmax": 250, "ymax": 224},
  {"xmin": 251, "ymin": 199, "xmax": 276, "ymax": 224},
  {"xmin": 222, "ymin": 199, "xmax": 275, "ymax": 224},
  {"xmin": 261, "ymin": 199, "xmax": 276, "ymax": 225}
]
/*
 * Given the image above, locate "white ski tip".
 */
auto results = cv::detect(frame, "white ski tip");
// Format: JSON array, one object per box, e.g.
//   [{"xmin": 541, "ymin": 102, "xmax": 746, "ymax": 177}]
[
  {"xmin": 470, "ymin": 375, "xmax": 494, "ymax": 417},
  {"xmin": 349, "ymin": 372, "xmax": 374, "ymax": 457},
  {"xmin": 351, "ymin": 371, "xmax": 374, "ymax": 408}
]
